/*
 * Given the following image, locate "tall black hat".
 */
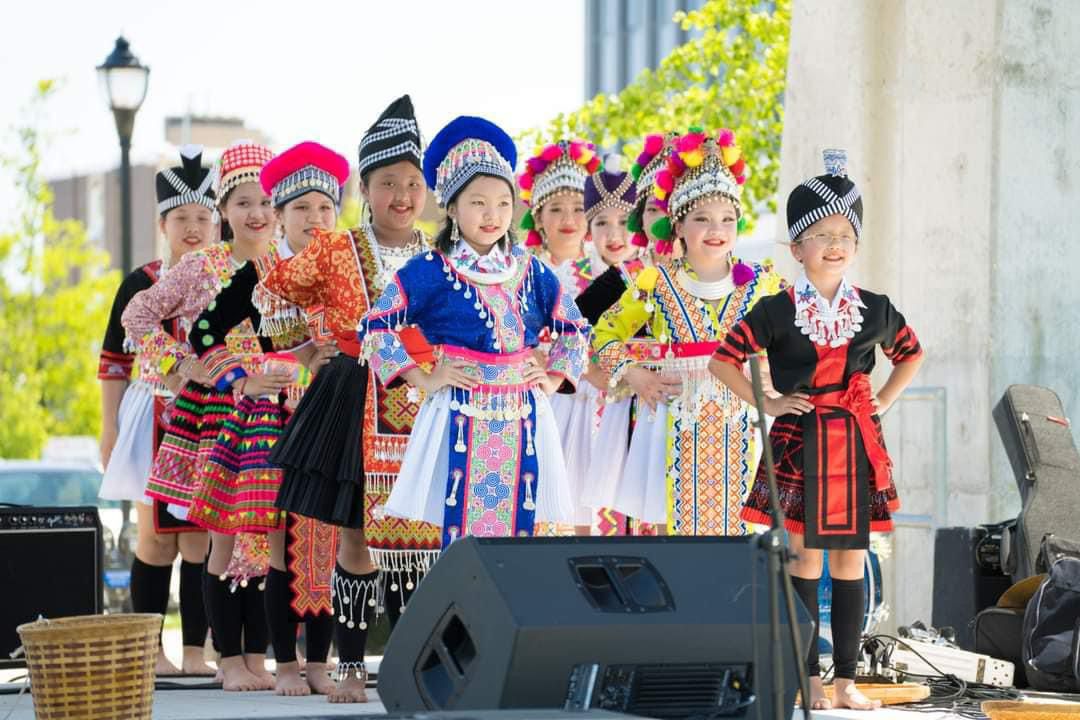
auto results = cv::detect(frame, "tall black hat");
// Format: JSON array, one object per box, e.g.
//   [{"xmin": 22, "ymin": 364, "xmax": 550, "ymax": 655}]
[
  {"xmin": 357, "ymin": 95, "xmax": 423, "ymax": 179},
  {"xmin": 156, "ymin": 144, "xmax": 216, "ymax": 216},
  {"xmin": 786, "ymin": 148, "xmax": 863, "ymax": 242}
]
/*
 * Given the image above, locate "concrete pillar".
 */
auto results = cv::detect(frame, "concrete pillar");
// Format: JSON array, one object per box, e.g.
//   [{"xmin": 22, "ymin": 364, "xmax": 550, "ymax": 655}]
[{"xmin": 778, "ymin": 0, "xmax": 1080, "ymax": 629}]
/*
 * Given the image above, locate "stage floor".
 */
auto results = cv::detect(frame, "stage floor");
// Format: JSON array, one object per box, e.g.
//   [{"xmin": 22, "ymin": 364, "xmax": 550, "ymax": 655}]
[{"xmin": 0, "ymin": 681, "xmax": 966, "ymax": 720}]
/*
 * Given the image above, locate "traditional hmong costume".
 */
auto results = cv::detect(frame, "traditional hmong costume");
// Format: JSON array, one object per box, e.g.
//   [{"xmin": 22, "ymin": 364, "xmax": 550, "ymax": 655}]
[
  {"xmin": 99, "ymin": 259, "xmax": 181, "ymax": 503},
  {"xmin": 572, "ymin": 156, "xmax": 647, "ymax": 534},
  {"xmin": 516, "ymin": 140, "xmax": 600, "ymax": 528},
  {"xmin": 717, "ymin": 150, "xmax": 922, "ymax": 550},
  {"xmin": 715, "ymin": 149, "xmax": 923, "ymax": 684},
  {"xmin": 592, "ymin": 128, "xmax": 785, "ymax": 536},
  {"xmin": 361, "ymin": 115, "xmax": 589, "ymax": 548},
  {"xmin": 112, "ymin": 145, "xmax": 221, "ymax": 657},
  {"xmin": 187, "ymin": 143, "xmax": 324, "ymax": 536},
  {"xmin": 259, "ymin": 98, "xmax": 436, "ymax": 680}
]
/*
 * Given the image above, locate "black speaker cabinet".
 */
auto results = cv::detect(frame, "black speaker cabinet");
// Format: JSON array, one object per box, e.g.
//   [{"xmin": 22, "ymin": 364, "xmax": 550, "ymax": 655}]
[
  {"xmin": 379, "ymin": 536, "xmax": 812, "ymax": 720},
  {"xmin": 0, "ymin": 506, "xmax": 103, "ymax": 666},
  {"xmin": 932, "ymin": 525, "xmax": 1013, "ymax": 650}
]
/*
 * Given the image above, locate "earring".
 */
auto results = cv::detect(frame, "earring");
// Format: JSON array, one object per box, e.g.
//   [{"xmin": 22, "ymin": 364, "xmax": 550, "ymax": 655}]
[
  {"xmin": 363, "ymin": 201, "xmax": 373, "ymax": 226},
  {"xmin": 450, "ymin": 218, "xmax": 461, "ymax": 245}
]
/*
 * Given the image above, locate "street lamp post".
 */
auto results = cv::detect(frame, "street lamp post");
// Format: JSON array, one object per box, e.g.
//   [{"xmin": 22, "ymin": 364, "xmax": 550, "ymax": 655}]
[{"xmin": 97, "ymin": 37, "xmax": 149, "ymax": 275}]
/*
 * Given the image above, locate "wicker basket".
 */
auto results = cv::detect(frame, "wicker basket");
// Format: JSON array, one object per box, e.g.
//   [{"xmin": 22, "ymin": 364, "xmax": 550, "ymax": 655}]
[{"xmin": 16, "ymin": 613, "xmax": 161, "ymax": 720}]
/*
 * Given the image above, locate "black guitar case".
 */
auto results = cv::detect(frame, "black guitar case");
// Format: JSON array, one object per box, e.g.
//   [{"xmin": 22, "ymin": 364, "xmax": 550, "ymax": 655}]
[{"xmin": 993, "ymin": 385, "xmax": 1080, "ymax": 582}]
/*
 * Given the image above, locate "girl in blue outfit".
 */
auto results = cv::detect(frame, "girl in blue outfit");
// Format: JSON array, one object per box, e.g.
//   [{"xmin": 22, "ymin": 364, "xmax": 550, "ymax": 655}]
[{"xmin": 359, "ymin": 116, "xmax": 590, "ymax": 546}]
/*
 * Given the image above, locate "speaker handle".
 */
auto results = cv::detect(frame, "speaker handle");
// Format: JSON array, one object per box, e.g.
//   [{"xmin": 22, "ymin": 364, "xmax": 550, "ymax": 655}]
[{"xmin": 749, "ymin": 355, "xmax": 815, "ymax": 720}]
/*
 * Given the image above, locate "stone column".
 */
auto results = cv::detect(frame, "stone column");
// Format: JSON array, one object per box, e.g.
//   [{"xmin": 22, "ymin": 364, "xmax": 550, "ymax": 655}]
[{"xmin": 778, "ymin": 0, "xmax": 1080, "ymax": 628}]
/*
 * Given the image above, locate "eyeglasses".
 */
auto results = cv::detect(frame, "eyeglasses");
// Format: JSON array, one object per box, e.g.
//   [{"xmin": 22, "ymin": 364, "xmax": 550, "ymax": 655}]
[{"xmin": 797, "ymin": 232, "xmax": 857, "ymax": 248}]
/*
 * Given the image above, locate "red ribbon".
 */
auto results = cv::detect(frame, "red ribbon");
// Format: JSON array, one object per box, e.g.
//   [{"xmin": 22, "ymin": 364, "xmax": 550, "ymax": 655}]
[{"xmin": 811, "ymin": 372, "xmax": 892, "ymax": 492}]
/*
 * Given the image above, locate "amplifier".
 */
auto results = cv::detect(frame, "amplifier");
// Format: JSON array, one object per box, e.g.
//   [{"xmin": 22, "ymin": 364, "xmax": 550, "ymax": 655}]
[{"xmin": 0, "ymin": 505, "xmax": 103, "ymax": 667}]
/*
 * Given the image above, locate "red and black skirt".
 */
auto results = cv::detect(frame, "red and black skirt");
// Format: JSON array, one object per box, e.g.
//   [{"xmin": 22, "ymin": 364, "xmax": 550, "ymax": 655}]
[{"xmin": 740, "ymin": 411, "xmax": 899, "ymax": 549}]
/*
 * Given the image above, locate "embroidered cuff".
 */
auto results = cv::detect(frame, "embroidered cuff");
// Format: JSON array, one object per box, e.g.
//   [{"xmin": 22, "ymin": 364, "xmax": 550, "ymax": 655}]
[
  {"xmin": 98, "ymin": 350, "xmax": 134, "ymax": 380},
  {"xmin": 365, "ymin": 331, "xmax": 419, "ymax": 387}
]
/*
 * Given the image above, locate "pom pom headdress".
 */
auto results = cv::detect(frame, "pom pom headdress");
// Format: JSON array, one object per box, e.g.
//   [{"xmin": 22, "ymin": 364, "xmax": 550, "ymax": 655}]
[
  {"xmin": 156, "ymin": 144, "xmax": 217, "ymax": 216},
  {"xmin": 625, "ymin": 132, "xmax": 676, "ymax": 252},
  {"xmin": 650, "ymin": 127, "xmax": 748, "ymax": 245},
  {"xmin": 260, "ymin": 141, "xmax": 350, "ymax": 209},
  {"xmin": 518, "ymin": 139, "xmax": 601, "ymax": 248},
  {"xmin": 583, "ymin": 154, "xmax": 636, "ymax": 223},
  {"xmin": 216, "ymin": 141, "xmax": 274, "ymax": 204},
  {"xmin": 423, "ymin": 116, "xmax": 517, "ymax": 207},
  {"xmin": 786, "ymin": 148, "xmax": 863, "ymax": 242}
]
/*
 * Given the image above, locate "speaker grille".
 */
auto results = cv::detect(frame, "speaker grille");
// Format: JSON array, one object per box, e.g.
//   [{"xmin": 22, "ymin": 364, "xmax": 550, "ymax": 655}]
[{"xmin": 593, "ymin": 663, "xmax": 753, "ymax": 719}]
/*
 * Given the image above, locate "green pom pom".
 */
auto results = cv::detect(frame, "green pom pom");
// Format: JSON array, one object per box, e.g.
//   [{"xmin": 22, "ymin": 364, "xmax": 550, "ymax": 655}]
[
  {"xmin": 630, "ymin": 164, "xmax": 642, "ymax": 181},
  {"xmin": 650, "ymin": 216, "xmax": 672, "ymax": 240},
  {"xmin": 520, "ymin": 210, "xmax": 535, "ymax": 231},
  {"xmin": 197, "ymin": 319, "xmax": 209, "ymax": 330},
  {"xmin": 737, "ymin": 215, "xmax": 748, "ymax": 233},
  {"xmin": 626, "ymin": 212, "xmax": 642, "ymax": 232},
  {"xmin": 201, "ymin": 334, "xmax": 214, "ymax": 347},
  {"xmin": 689, "ymin": 125, "xmax": 704, "ymax": 134},
  {"xmin": 207, "ymin": 300, "xmax": 217, "ymax": 311}
]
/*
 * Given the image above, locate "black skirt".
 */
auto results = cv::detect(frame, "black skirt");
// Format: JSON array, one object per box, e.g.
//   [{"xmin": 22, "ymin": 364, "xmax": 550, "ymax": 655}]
[{"xmin": 271, "ymin": 355, "xmax": 368, "ymax": 529}]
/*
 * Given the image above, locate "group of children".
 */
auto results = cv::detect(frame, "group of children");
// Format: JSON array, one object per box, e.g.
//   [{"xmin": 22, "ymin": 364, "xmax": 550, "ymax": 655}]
[{"xmin": 98, "ymin": 98, "xmax": 924, "ymax": 710}]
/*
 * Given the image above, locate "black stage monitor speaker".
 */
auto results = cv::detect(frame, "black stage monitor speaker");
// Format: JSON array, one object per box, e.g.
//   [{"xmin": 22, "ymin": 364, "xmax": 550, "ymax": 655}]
[
  {"xmin": 379, "ymin": 536, "xmax": 812, "ymax": 720},
  {"xmin": 931, "ymin": 525, "xmax": 1013, "ymax": 650},
  {"xmin": 0, "ymin": 506, "xmax": 103, "ymax": 667}
]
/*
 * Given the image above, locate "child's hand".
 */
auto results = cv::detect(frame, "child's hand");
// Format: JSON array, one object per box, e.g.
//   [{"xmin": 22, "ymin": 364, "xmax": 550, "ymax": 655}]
[{"xmin": 762, "ymin": 392, "xmax": 815, "ymax": 417}]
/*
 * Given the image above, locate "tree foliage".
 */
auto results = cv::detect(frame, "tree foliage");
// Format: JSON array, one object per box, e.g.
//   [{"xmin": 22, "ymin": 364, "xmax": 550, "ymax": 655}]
[
  {"xmin": 0, "ymin": 81, "xmax": 119, "ymax": 458},
  {"xmin": 522, "ymin": 0, "xmax": 790, "ymax": 218}
]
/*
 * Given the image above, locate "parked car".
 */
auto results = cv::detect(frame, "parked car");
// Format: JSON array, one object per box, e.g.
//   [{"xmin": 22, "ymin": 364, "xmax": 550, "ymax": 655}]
[{"xmin": 0, "ymin": 460, "xmax": 135, "ymax": 613}]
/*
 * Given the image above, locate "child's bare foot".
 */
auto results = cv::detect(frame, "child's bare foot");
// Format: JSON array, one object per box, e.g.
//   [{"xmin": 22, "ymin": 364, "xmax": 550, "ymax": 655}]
[
  {"xmin": 181, "ymin": 646, "xmax": 216, "ymax": 676},
  {"xmin": 155, "ymin": 649, "xmax": 182, "ymax": 676},
  {"xmin": 806, "ymin": 675, "xmax": 832, "ymax": 710},
  {"xmin": 218, "ymin": 656, "xmax": 265, "ymax": 691},
  {"xmin": 274, "ymin": 662, "xmax": 310, "ymax": 696},
  {"xmin": 244, "ymin": 653, "xmax": 275, "ymax": 690},
  {"xmin": 327, "ymin": 673, "xmax": 368, "ymax": 704},
  {"xmin": 305, "ymin": 662, "xmax": 336, "ymax": 695},
  {"xmin": 832, "ymin": 679, "xmax": 882, "ymax": 710}
]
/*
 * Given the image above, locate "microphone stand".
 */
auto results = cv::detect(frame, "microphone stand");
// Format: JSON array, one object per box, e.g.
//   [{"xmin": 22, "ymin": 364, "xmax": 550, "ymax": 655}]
[{"xmin": 748, "ymin": 355, "xmax": 813, "ymax": 720}]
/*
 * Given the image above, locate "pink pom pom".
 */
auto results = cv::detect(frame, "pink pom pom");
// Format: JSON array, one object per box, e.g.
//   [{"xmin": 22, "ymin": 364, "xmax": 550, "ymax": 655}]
[
  {"xmin": 525, "ymin": 229, "xmax": 543, "ymax": 248},
  {"xmin": 718, "ymin": 129, "xmax": 735, "ymax": 148},
  {"xmin": 630, "ymin": 231, "xmax": 649, "ymax": 248},
  {"xmin": 527, "ymin": 157, "xmax": 547, "ymax": 174},
  {"xmin": 676, "ymin": 133, "xmax": 704, "ymax": 153},
  {"xmin": 541, "ymin": 144, "xmax": 563, "ymax": 162},
  {"xmin": 518, "ymin": 173, "xmax": 534, "ymax": 190},
  {"xmin": 568, "ymin": 141, "xmax": 585, "ymax": 161},
  {"xmin": 732, "ymin": 261, "xmax": 755, "ymax": 286},
  {"xmin": 667, "ymin": 153, "xmax": 685, "ymax": 175},
  {"xmin": 735, "ymin": 174, "xmax": 746, "ymax": 185},
  {"xmin": 656, "ymin": 170, "xmax": 674, "ymax": 192},
  {"xmin": 643, "ymin": 134, "xmax": 664, "ymax": 156},
  {"xmin": 655, "ymin": 239, "xmax": 675, "ymax": 256}
]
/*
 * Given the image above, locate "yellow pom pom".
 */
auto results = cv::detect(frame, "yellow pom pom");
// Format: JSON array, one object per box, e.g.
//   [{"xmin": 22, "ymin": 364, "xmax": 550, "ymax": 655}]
[
  {"xmin": 721, "ymin": 144, "xmax": 741, "ymax": 166},
  {"xmin": 682, "ymin": 149, "xmax": 705, "ymax": 168},
  {"xmin": 654, "ymin": 188, "xmax": 667, "ymax": 201},
  {"xmin": 520, "ymin": 189, "xmax": 532, "ymax": 202},
  {"xmin": 578, "ymin": 149, "xmax": 595, "ymax": 165},
  {"xmin": 635, "ymin": 266, "xmax": 660, "ymax": 292}
]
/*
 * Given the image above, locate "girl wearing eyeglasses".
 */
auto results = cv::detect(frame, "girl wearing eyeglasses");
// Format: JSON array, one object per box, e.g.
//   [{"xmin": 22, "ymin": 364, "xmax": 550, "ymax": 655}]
[{"xmin": 711, "ymin": 150, "xmax": 924, "ymax": 711}]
